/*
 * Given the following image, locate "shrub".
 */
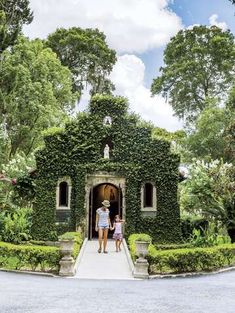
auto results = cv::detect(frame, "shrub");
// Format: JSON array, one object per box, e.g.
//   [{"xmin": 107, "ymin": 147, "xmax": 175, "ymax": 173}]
[
  {"xmin": 128, "ymin": 233, "xmax": 235, "ymax": 274},
  {"xmin": 28, "ymin": 240, "xmax": 47, "ymax": 246},
  {"xmin": 181, "ymin": 215, "xmax": 208, "ymax": 240},
  {"xmin": 1, "ymin": 208, "xmax": 32, "ymax": 244},
  {"xmin": 148, "ymin": 245, "xmax": 235, "ymax": 274},
  {"xmin": 189, "ymin": 229, "xmax": 230, "ymax": 247},
  {"xmin": 14, "ymin": 174, "xmax": 36, "ymax": 204},
  {"xmin": 156, "ymin": 243, "xmax": 192, "ymax": 250},
  {"xmin": 0, "ymin": 241, "xmax": 60, "ymax": 272},
  {"xmin": 0, "ymin": 212, "xmax": 4, "ymax": 236}
]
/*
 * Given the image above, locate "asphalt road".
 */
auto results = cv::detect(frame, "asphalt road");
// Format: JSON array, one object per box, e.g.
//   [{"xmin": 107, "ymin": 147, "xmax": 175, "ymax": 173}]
[{"xmin": 0, "ymin": 271, "xmax": 235, "ymax": 313}]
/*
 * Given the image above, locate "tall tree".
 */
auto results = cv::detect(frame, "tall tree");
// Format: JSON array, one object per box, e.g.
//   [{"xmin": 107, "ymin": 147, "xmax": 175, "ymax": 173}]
[
  {"xmin": 0, "ymin": 36, "xmax": 76, "ymax": 160},
  {"xmin": 0, "ymin": 0, "xmax": 33, "ymax": 53},
  {"xmin": 224, "ymin": 85, "xmax": 235, "ymax": 162},
  {"xmin": 47, "ymin": 27, "xmax": 117, "ymax": 97},
  {"xmin": 185, "ymin": 104, "xmax": 234, "ymax": 161},
  {"xmin": 151, "ymin": 26, "xmax": 235, "ymax": 123}
]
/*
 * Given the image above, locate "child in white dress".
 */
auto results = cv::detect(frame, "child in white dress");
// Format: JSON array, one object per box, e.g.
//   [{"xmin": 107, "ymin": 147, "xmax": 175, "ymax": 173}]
[{"xmin": 112, "ymin": 215, "xmax": 125, "ymax": 252}]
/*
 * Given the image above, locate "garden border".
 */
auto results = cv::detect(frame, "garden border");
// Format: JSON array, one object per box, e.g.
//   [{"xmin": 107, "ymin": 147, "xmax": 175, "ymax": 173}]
[
  {"xmin": 0, "ymin": 268, "xmax": 56, "ymax": 277},
  {"xmin": 74, "ymin": 237, "xmax": 88, "ymax": 271},
  {"xmin": 149, "ymin": 265, "xmax": 235, "ymax": 279},
  {"xmin": 1, "ymin": 265, "xmax": 235, "ymax": 280},
  {"xmin": 123, "ymin": 239, "xmax": 135, "ymax": 274}
]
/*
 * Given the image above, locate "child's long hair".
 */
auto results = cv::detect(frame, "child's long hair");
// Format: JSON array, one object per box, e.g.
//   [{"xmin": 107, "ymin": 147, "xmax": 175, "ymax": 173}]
[{"xmin": 114, "ymin": 214, "xmax": 121, "ymax": 222}]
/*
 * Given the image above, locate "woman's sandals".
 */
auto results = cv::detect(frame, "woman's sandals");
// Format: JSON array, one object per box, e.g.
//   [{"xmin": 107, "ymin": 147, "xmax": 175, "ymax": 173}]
[{"xmin": 98, "ymin": 248, "xmax": 108, "ymax": 253}]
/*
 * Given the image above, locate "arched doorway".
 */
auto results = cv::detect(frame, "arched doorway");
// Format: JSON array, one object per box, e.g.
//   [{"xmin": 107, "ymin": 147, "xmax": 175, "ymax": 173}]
[{"xmin": 89, "ymin": 183, "xmax": 123, "ymax": 239}]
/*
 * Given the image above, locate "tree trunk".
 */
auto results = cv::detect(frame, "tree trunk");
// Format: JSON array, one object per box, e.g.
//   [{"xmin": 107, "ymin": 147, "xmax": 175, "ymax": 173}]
[{"xmin": 227, "ymin": 228, "xmax": 235, "ymax": 243}]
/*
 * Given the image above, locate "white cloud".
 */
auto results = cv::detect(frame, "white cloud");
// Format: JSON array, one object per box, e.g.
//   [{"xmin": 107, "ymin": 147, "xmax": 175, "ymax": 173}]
[
  {"xmin": 209, "ymin": 14, "xmax": 227, "ymax": 31},
  {"xmin": 110, "ymin": 55, "xmax": 182, "ymax": 131},
  {"xmin": 24, "ymin": 0, "xmax": 183, "ymax": 130},
  {"xmin": 77, "ymin": 55, "xmax": 182, "ymax": 131},
  {"xmin": 24, "ymin": 0, "xmax": 182, "ymax": 53}
]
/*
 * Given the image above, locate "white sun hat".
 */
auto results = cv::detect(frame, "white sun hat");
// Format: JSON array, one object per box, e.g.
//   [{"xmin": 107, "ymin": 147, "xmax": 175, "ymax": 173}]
[{"xmin": 102, "ymin": 200, "xmax": 110, "ymax": 207}]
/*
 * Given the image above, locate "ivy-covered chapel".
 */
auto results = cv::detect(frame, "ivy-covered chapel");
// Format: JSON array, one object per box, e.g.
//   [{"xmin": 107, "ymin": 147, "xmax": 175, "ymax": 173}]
[{"xmin": 33, "ymin": 95, "xmax": 181, "ymax": 243}]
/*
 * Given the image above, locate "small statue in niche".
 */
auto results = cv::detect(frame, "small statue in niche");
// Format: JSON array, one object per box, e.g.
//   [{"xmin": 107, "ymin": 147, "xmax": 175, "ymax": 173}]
[
  {"xmin": 104, "ymin": 144, "xmax": 110, "ymax": 159},
  {"xmin": 103, "ymin": 116, "xmax": 112, "ymax": 126}
]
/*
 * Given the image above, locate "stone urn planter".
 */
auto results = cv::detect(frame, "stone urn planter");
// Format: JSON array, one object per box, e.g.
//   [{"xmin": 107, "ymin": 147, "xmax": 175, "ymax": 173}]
[
  {"xmin": 135, "ymin": 241, "xmax": 150, "ymax": 259},
  {"xmin": 133, "ymin": 240, "xmax": 151, "ymax": 279},
  {"xmin": 59, "ymin": 239, "xmax": 75, "ymax": 276}
]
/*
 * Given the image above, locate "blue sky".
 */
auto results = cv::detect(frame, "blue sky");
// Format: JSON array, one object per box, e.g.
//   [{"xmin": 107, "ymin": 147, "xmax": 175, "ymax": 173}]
[
  {"xmin": 142, "ymin": 0, "xmax": 235, "ymax": 87},
  {"xmin": 171, "ymin": 0, "xmax": 234, "ymax": 28},
  {"xmin": 24, "ymin": 0, "xmax": 235, "ymax": 131}
]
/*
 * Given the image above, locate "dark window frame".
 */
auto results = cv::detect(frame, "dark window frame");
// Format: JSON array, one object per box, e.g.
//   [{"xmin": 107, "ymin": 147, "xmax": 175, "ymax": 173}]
[
  {"xmin": 59, "ymin": 181, "xmax": 68, "ymax": 207},
  {"xmin": 144, "ymin": 183, "xmax": 153, "ymax": 208}
]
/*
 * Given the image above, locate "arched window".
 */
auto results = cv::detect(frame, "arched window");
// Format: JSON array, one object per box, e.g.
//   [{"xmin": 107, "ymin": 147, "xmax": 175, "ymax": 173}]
[
  {"xmin": 144, "ymin": 183, "xmax": 153, "ymax": 208},
  {"xmin": 56, "ymin": 177, "xmax": 72, "ymax": 210},
  {"xmin": 59, "ymin": 181, "xmax": 68, "ymax": 206},
  {"xmin": 141, "ymin": 182, "xmax": 157, "ymax": 212}
]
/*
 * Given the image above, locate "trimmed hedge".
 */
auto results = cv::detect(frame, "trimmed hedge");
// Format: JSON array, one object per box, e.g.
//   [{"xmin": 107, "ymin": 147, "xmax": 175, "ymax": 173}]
[
  {"xmin": 0, "ymin": 232, "xmax": 83, "ymax": 273},
  {"xmin": 156, "ymin": 243, "xmax": 193, "ymax": 250},
  {"xmin": 0, "ymin": 241, "xmax": 60, "ymax": 272},
  {"xmin": 128, "ymin": 234, "xmax": 235, "ymax": 274},
  {"xmin": 148, "ymin": 244, "xmax": 235, "ymax": 274}
]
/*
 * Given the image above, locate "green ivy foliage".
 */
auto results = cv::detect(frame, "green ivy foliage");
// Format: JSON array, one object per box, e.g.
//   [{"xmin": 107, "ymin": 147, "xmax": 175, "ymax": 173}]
[{"xmin": 32, "ymin": 95, "xmax": 181, "ymax": 243}]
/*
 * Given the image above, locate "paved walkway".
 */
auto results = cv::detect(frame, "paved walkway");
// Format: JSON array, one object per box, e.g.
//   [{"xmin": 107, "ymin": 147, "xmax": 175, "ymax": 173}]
[{"xmin": 75, "ymin": 239, "xmax": 133, "ymax": 280}]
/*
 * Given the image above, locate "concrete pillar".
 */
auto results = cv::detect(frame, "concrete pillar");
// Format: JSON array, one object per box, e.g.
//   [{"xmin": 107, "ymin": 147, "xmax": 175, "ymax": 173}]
[{"xmin": 59, "ymin": 240, "xmax": 75, "ymax": 277}]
